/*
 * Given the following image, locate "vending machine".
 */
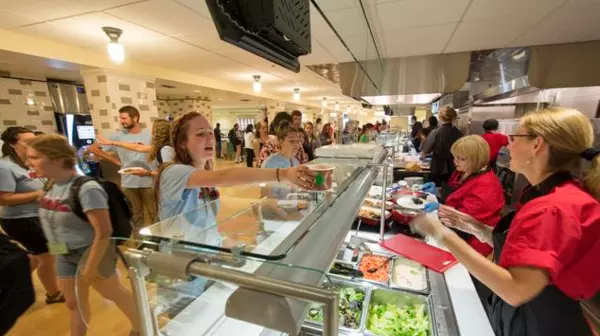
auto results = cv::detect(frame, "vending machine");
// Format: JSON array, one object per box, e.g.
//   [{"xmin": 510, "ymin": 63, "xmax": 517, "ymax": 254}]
[{"xmin": 48, "ymin": 82, "xmax": 101, "ymax": 177}]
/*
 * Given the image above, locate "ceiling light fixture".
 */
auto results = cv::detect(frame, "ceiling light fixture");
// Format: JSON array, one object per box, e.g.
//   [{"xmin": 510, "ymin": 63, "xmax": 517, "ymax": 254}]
[
  {"xmin": 102, "ymin": 27, "xmax": 125, "ymax": 63},
  {"xmin": 293, "ymin": 88, "xmax": 300, "ymax": 101},
  {"xmin": 252, "ymin": 75, "xmax": 261, "ymax": 93},
  {"xmin": 321, "ymin": 97, "xmax": 327, "ymax": 108},
  {"xmin": 335, "ymin": 101, "xmax": 339, "ymax": 110}
]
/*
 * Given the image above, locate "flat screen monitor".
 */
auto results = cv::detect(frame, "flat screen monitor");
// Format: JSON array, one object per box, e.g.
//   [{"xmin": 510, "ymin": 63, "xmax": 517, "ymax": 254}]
[{"xmin": 76, "ymin": 125, "xmax": 95, "ymax": 140}]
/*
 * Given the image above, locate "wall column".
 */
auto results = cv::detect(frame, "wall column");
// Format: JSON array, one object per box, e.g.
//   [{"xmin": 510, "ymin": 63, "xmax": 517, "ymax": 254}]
[{"xmin": 81, "ymin": 69, "xmax": 159, "ymax": 133}]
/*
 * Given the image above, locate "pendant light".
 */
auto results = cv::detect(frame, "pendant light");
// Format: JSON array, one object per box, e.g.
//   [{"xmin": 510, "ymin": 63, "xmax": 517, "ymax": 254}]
[
  {"xmin": 102, "ymin": 27, "xmax": 125, "ymax": 63},
  {"xmin": 321, "ymin": 97, "xmax": 327, "ymax": 108},
  {"xmin": 293, "ymin": 88, "xmax": 300, "ymax": 101},
  {"xmin": 253, "ymin": 75, "xmax": 262, "ymax": 93}
]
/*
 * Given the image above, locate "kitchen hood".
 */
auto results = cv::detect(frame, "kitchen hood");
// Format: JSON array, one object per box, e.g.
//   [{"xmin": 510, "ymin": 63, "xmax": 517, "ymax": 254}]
[{"xmin": 473, "ymin": 41, "xmax": 600, "ymax": 104}]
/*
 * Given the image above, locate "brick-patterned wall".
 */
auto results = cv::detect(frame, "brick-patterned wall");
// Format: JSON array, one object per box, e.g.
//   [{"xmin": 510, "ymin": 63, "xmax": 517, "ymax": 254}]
[
  {"xmin": 266, "ymin": 101, "xmax": 286, "ymax": 123},
  {"xmin": 157, "ymin": 98, "xmax": 212, "ymax": 123},
  {"xmin": 0, "ymin": 77, "xmax": 57, "ymax": 133},
  {"xmin": 82, "ymin": 70, "xmax": 159, "ymax": 133}
]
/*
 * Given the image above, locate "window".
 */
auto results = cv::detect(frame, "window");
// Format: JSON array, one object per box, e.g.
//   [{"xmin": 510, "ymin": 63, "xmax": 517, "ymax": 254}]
[{"xmin": 237, "ymin": 117, "xmax": 254, "ymax": 131}]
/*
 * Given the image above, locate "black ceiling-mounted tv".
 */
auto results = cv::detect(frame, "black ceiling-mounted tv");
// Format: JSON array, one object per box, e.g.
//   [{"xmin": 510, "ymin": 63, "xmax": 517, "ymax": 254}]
[{"xmin": 206, "ymin": 0, "xmax": 311, "ymax": 73}]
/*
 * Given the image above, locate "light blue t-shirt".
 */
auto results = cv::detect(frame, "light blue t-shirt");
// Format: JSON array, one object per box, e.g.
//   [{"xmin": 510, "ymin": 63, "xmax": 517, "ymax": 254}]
[
  {"xmin": 160, "ymin": 146, "xmax": 175, "ymax": 163},
  {"xmin": 261, "ymin": 154, "xmax": 299, "ymax": 169},
  {"xmin": 0, "ymin": 158, "xmax": 44, "ymax": 218},
  {"xmin": 103, "ymin": 129, "xmax": 152, "ymax": 188},
  {"xmin": 39, "ymin": 178, "xmax": 108, "ymax": 249},
  {"xmin": 158, "ymin": 164, "xmax": 219, "ymax": 224}
]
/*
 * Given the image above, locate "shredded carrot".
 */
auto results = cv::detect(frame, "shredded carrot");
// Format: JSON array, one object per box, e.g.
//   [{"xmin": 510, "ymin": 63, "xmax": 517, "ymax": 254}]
[{"xmin": 359, "ymin": 254, "xmax": 390, "ymax": 283}]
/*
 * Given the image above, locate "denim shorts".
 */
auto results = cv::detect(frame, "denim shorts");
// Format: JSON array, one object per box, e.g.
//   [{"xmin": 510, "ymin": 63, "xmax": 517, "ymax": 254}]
[{"xmin": 55, "ymin": 244, "xmax": 117, "ymax": 278}]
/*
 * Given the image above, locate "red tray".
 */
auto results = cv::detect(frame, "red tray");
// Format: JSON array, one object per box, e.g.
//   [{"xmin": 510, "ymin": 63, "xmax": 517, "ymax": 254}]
[{"xmin": 380, "ymin": 234, "xmax": 458, "ymax": 273}]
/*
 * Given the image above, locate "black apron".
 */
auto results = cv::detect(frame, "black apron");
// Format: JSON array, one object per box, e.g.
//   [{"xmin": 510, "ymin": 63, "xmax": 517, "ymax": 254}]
[{"xmin": 482, "ymin": 172, "xmax": 593, "ymax": 336}]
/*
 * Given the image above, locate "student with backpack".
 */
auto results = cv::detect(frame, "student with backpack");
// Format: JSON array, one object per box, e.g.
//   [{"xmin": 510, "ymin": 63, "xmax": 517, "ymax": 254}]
[{"xmin": 26, "ymin": 134, "xmax": 139, "ymax": 336}]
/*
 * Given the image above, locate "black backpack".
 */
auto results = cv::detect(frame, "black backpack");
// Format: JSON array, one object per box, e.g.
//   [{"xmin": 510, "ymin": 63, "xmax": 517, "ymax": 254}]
[{"xmin": 67, "ymin": 176, "xmax": 133, "ymax": 244}]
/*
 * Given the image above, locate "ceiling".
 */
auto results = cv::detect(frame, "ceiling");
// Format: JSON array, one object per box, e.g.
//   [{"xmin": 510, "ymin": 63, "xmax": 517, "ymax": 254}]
[
  {"xmin": 0, "ymin": 0, "xmax": 599, "ymax": 109},
  {"xmin": 315, "ymin": 0, "xmax": 600, "ymax": 61}
]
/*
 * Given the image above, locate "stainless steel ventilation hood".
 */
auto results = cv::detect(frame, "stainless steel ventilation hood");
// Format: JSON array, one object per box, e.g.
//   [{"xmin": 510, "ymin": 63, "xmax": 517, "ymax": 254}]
[
  {"xmin": 323, "ymin": 52, "xmax": 471, "ymax": 103},
  {"xmin": 473, "ymin": 41, "xmax": 600, "ymax": 104}
]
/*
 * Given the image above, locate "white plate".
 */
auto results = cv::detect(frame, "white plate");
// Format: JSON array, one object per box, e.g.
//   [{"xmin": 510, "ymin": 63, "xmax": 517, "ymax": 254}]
[
  {"xmin": 118, "ymin": 167, "xmax": 145, "ymax": 175},
  {"xmin": 396, "ymin": 196, "xmax": 426, "ymax": 210}
]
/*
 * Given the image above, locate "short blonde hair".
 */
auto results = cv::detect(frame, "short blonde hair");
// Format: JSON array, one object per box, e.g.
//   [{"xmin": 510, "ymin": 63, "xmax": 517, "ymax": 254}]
[
  {"xmin": 26, "ymin": 134, "xmax": 76, "ymax": 169},
  {"xmin": 451, "ymin": 135, "xmax": 490, "ymax": 173},
  {"xmin": 439, "ymin": 106, "xmax": 458, "ymax": 123},
  {"xmin": 521, "ymin": 108, "xmax": 599, "ymax": 198}
]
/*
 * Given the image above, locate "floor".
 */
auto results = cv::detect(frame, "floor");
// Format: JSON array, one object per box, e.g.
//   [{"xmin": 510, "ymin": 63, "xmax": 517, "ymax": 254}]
[{"xmin": 6, "ymin": 158, "xmax": 258, "ymax": 336}]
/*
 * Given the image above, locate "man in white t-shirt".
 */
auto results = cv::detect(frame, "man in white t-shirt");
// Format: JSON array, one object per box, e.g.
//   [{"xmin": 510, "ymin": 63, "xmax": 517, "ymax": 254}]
[{"xmin": 89, "ymin": 106, "xmax": 156, "ymax": 228}]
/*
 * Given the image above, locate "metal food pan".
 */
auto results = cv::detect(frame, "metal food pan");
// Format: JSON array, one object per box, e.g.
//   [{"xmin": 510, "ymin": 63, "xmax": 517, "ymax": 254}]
[
  {"xmin": 357, "ymin": 253, "xmax": 391, "ymax": 286},
  {"xmin": 304, "ymin": 277, "xmax": 372, "ymax": 334},
  {"xmin": 388, "ymin": 257, "xmax": 430, "ymax": 295},
  {"xmin": 364, "ymin": 288, "xmax": 434, "ymax": 336}
]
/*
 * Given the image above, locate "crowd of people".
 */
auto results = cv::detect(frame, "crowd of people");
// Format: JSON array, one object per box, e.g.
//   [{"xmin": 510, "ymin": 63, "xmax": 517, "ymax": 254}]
[{"xmin": 1, "ymin": 104, "xmax": 599, "ymax": 336}]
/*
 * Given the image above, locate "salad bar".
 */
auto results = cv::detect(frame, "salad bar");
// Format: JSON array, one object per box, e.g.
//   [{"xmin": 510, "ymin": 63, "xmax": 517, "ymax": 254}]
[{"xmin": 304, "ymin": 277, "xmax": 432, "ymax": 336}]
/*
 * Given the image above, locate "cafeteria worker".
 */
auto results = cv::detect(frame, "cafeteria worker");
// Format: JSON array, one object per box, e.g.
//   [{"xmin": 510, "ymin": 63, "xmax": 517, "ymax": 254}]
[{"xmin": 412, "ymin": 108, "xmax": 600, "ymax": 336}]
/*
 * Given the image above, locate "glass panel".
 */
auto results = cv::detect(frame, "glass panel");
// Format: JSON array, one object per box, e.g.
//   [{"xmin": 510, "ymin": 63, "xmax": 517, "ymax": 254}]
[
  {"xmin": 74, "ymin": 238, "xmax": 332, "ymax": 336},
  {"xmin": 141, "ymin": 159, "xmax": 371, "ymax": 260}
]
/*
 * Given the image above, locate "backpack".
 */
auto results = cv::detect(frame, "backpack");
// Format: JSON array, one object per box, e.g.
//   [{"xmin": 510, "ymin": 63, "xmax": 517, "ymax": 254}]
[{"xmin": 67, "ymin": 176, "xmax": 133, "ymax": 244}]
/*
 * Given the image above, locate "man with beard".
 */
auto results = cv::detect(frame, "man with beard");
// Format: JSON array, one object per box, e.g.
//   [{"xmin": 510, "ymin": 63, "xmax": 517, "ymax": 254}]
[{"xmin": 89, "ymin": 105, "xmax": 156, "ymax": 229}]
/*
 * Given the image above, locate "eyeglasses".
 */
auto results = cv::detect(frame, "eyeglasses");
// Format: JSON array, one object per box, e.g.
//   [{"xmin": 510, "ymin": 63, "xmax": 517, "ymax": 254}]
[{"xmin": 508, "ymin": 134, "xmax": 535, "ymax": 142}]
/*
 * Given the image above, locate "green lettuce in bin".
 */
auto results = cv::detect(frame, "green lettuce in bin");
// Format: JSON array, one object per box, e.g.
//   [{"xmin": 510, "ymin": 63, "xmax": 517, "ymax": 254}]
[
  {"xmin": 368, "ymin": 303, "xmax": 429, "ymax": 336},
  {"xmin": 306, "ymin": 287, "xmax": 365, "ymax": 329}
]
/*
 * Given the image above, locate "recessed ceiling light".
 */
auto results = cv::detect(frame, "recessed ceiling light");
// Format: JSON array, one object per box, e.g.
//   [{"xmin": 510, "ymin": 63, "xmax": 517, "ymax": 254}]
[{"xmin": 102, "ymin": 27, "xmax": 124, "ymax": 63}]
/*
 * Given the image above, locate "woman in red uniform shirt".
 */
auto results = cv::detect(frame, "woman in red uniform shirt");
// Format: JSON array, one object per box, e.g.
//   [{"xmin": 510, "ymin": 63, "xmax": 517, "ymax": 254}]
[
  {"xmin": 481, "ymin": 118, "xmax": 509, "ymax": 170},
  {"xmin": 438, "ymin": 135, "xmax": 505, "ymax": 256},
  {"xmin": 413, "ymin": 108, "xmax": 600, "ymax": 336}
]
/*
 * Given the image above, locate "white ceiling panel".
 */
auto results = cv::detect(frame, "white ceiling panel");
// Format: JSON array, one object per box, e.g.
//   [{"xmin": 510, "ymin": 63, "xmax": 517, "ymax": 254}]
[
  {"xmin": 374, "ymin": 0, "xmax": 470, "ymax": 32},
  {"xmin": 463, "ymin": 0, "xmax": 566, "ymax": 23},
  {"xmin": 0, "ymin": 9, "xmax": 39, "ymax": 29},
  {"xmin": 175, "ymin": 30, "xmax": 240, "ymax": 53},
  {"xmin": 127, "ymin": 38, "xmax": 211, "ymax": 64},
  {"xmin": 509, "ymin": 0, "xmax": 600, "ymax": 47},
  {"xmin": 312, "ymin": 0, "xmax": 359, "ymax": 13},
  {"xmin": 315, "ymin": 7, "xmax": 368, "ymax": 36},
  {"xmin": 444, "ymin": 19, "xmax": 530, "ymax": 53},
  {"xmin": 15, "ymin": 12, "xmax": 167, "ymax": 51},
  {"xmin": 300, "ymin": 40, "xmax": 337, "ymax": 65},
  {"xmin": 106, "ymin": 0, "xmax": 215, "ymax": 36},
  {"xmin": 0, "ymin": 0, "xmax": 140, "ymax": 23},
  {"xmin": 174, "ymin": 0, "xmax": 212, "ymax": 19},
  {"xmin": 382, "ymin": 23, "xmax": 457, "ymax": 58}
]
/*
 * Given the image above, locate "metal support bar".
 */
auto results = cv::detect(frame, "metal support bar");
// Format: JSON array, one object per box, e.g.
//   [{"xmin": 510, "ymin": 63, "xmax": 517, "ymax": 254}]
[
  {"xmin": 128, "ymin": 267, "xmax": 154, "ymax": 336},
  {"xmin": 380, "ymin": 163, "xmax": 389, "ymax": 241},
  {"xmin": 126, "ymin": 249, "xmax": 340, "ymax": 336}
]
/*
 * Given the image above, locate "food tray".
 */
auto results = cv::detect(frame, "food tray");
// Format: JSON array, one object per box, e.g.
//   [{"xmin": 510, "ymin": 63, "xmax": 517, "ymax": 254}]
[
  {"xmin": 362, "ymin": 198, "xmax": 394, "ymax": 210},
  {"xmin": 305, "ymin": 277, "xmax": 372, "ymax": 334},
  {"xmin": 364, "ymin": 288, "xmax": 434, "ymax": 336},
  {"xmin": 357, "ymin": 253, "xmax": 392, "ymax": 285},
  {"xmin": 358, "ymin": 206, "xmax": 391, "ymax": 226},
  {"xmin": 389, "ymin": 257, "xmax": 429, "ymax": 294}
]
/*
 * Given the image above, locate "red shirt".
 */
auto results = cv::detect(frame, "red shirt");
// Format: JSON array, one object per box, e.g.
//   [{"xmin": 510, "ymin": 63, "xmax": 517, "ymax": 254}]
[
  {"xmin": 446, "ymin": 170, "xmax": 505, "ymax": 255},
  {"xmin": 481, "ymin": 132, "xmax": 509, "ymax": 162},
  {"xmin": 499, "ymin": 181, "xmax": 600, "ymax": 300}
]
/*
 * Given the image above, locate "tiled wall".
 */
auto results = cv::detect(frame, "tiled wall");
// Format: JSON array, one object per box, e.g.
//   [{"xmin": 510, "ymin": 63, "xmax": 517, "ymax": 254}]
[
  {"xmin": 157, "ymin": 98, "xmax": 212, "ymax": 122},
  {"xmin": 81, "ymin": 70, "xmax": 159, "ymax": 132},
  {"xmin": 0, "ymin": 77, "xmax": 57, "ymax": 133}
]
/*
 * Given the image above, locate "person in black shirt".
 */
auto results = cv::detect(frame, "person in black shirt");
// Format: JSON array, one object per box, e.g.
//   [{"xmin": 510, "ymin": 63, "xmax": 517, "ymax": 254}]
[
  {"xmin": 411, "ymin": 116, "xmax": 423, "ymax": 149},
  {"xmin": 421, "ymin": 107, "xmax": 462, "ymax": 185},
  {"xmin": 214, "ymin": 123, "xmax": 222, "ymax": 158}
]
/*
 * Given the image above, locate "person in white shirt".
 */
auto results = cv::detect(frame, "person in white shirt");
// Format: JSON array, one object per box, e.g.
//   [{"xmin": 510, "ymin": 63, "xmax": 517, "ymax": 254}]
[{"xmin": 243, "ymin": 124, "xmax": 255, "ymax": 167}]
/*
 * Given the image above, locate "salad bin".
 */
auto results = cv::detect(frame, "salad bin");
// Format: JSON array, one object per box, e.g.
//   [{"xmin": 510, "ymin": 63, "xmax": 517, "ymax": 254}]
[
  {"xmin": 305, "ymin": 278, "xmax": 371, "ymax": 334},
  {"xmin": 365, "ymin": 288, "xmax": 433, "ymax": 336}
]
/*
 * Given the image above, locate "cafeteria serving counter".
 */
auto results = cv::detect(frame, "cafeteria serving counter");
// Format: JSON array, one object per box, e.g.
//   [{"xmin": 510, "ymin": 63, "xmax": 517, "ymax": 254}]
[{"xmin": 87, "ymin": 144, "xmax": 493, "ymax": 336}]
